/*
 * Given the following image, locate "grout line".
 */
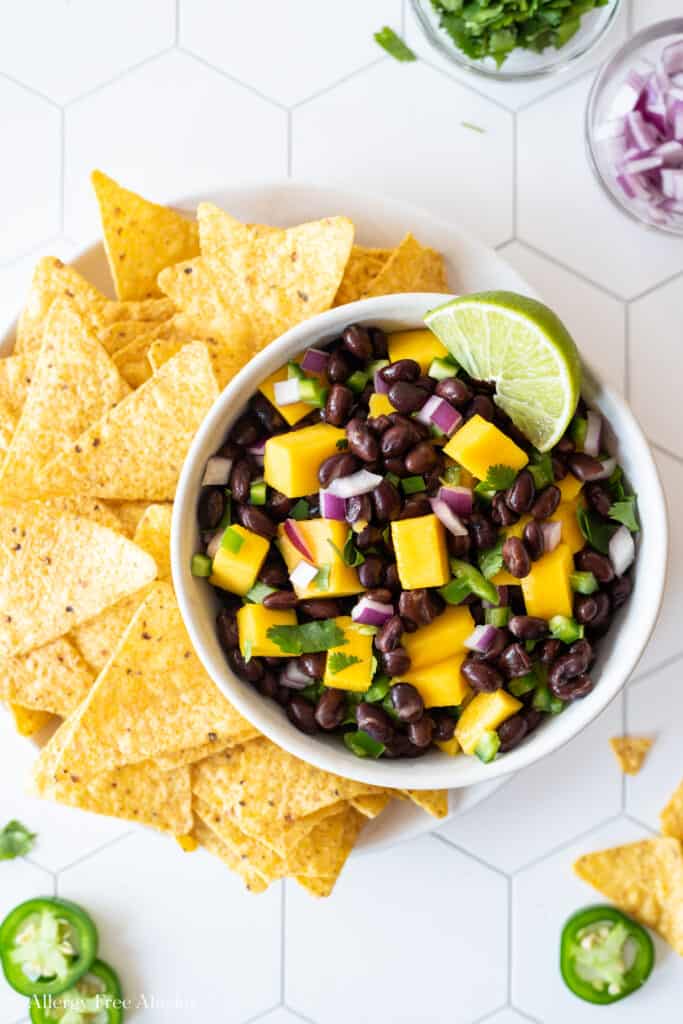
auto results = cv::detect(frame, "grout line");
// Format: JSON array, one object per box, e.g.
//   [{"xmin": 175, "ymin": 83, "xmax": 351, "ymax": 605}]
[
  {"xmin": 494, "ymin": 238, "xmax": 515, "ymax": 251},
  {"xmin": 516, "ymin": 65, "xmax": 593, "ymax": 114},
  {"xmin": 56, "ymin": 829, "xmax": 135, "ymax": 878},
  {"xmin": 629, "ymin": 648, "xmax": 683, "ymax": 687},
  {"xmin": 290, "ymin": 57, "xmax": 387, "ymax": 111},
  {"xmin": 513, "ymin": 812, "xmax": 622, "ymax": 875},
  {"xmin": 506, "ymin": 875, "xmax": 513, "ymax": 1004},
  {"xmin": 511, "ymin": 111, "xmax": 518, "ymax": 238},
  {"xmin": 283, "ymin": 1008, "xmax": 317, "ymax": 1024},
  {"xmin": 622, "ymin": 812, "xmax": 658, "ymax": 836},
  {"xmin": 510, "ymin": 1007, "xmax": 543, "ymax": 1024},
  {"xmin": 59, "ymin": 106, "xmax": 66, "ymax": 235},
  {"xmin": 628, "ymin": 267, "xmax": 683, "ymax": 304},
  {"xmin": 471, "ymin": 1005, "xmax": 509, "ymax": 1024},
  {"xmin": 648, "ymin": 439, "xmax": 683, "ymax": 468},
  {"xmin": 177, "ymin": 46, "xmax": 288, "ymax": 111},
  {"xmin": 623, "ymin": 300, "xmax": 630, "ymax": 401},
  {"xmin": 287, "ymin": 110, "xmax": 293, "ymax": 178},
  {"xmin": 513, "ymin": 239, "xmax": 626, "ymax": 301},
  {"xmin": 241, "ymin": 1004, "xmax": 281, "ymax": 1024},
  {"xmin": 419, "ymin": 55, "xmax": 511, "ymax": 115},
  {"xmin": 175, "ymin": 0, "xmax": 180, "ymax": 45},
  {"xmin": 431, "ymin": 832, "xmax": 510, "ymax": 879},
  {"xmin": 0, "ymin": 69, "xmax": 61, "ymax": 108},
  {"xmin": 65, "ymin": 47, "xmax": 176, "ymax": 108},
  {"xmin": 280, "ymin": 880, "xmax": 286, "ymax": 1003}
]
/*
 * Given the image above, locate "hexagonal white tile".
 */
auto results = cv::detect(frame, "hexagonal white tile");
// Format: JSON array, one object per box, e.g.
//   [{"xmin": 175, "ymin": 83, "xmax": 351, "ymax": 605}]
[
  {"xmin": 180, "ymin": 0, "xmax": 400, "ymax": 107},
  {"xmin": 485, "ymin": 1010, "xmax": 539, "ymax": 1024},
  {"xmin": 286, "ymin": 835, "xmax": 507, "ymax": 1024},
  {"xmin": 626, "ymin": 658, "xmax": 683, "ymax": 832},
  {"xmin": 64, "ymin": 51, "xmax": 287, "ymax": 244},
  {"xmin": 629, "ymin": 275, "xmax": 683, "ymax": 455},
  {"xmin": 292, "ymin": 60, "xmax": 514, "ymax": 247},
  {"xmin": 633, "ymin": 0, "xmax": 682, "ymax": 30},
  {"xmin": 58, "ymin": 831, "xmax": 281, "ymax": 1022},
  {"xmin": 630, "ymin": 448, "xmax": 683, "ymax": 679},
  {"xmin": 0, "ymin": 238, "xmax": 78, "ymax": 340},
  {"xmin": 0, "ymin": 80, "xmax": 61, "ymax": 265},
  {"xmin": 517, "ymin": 75, "xmax": 683, "ymax": 299},
  {"xmin": 0, "ymin": 858, "xmax": 54, "ymax": 1024},
  {"xmin": 438, "ymin": 695, "xmax": 623, "ymax": 874},
  {"xmin": 500, "ymin": 241, "xmax": 626, "ymax": 392},
  {"xmin": 0, "ymin": 1, "xmax": 174, "ymax": 106},
  {"xmin": 512, "ymin": 818, "xmax": 682, "ymax": 1022},
  {"xmin": 256, "ymin": 1010, "xmax": 309, "ymax": 1024},
  {"xmin": 404, "ymin": 0, "xmax": 629, "ymax": 112}
]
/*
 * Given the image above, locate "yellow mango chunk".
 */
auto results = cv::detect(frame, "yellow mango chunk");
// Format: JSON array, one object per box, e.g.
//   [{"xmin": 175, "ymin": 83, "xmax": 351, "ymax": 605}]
[
  {"xmin": 277, "ymin": 518, "xmax": 363, "ymax": 598},
  {"xmin": 391, "ymin": 514, "xmax": 450, "ymax": 590},
  {"xmin": 557, "ymin": 473, "xmax": 583, "ymax": 503},
  {"xmin": 456, "ymin": 690, "xmax": 523, "ymax": 756},
  {"xmin": 400, "ymin": 653, "xmax": 471, "ymax": 708},
  {"xmin": 258, "ymin": 365, "xmax": 314, "ymax": 426},
  {"xmin": 210, "ymin": 525, "xmax": 269, "ymax": 596},
  {"xmin": 264, "ymin": 423, "xmax": 345, "ymax": 498},
  {"xmin": 552, "ymin": 499, "xmax": 585, "ymax": 555},
  {"xmin": 237, "ymin": 604, "xmax": 298, "ymax": 658},
  {"xmin": 387, "ymin": 329, "xmax": 449, "ymax": 372},
  {"xmin": 323, "ymin": 616, "xmax": 374, "ymax": 692},
  {"xmin": 368, "ymin": 392, "xmax": 394, "ymax": 418},
  {"xmin": 521, "ymin": 542, "xmax": 573, "ymax": 619},
  {"xmin": 403, "ymin": 605, "xmax": 475, "ymax": 671},
  {"xmin": 444, "ymin": 415, "xmax": 528, "ymax": 482},
  {"xmin": 437, "ymin": 735, "xmax": 462, "ymax": 756}
]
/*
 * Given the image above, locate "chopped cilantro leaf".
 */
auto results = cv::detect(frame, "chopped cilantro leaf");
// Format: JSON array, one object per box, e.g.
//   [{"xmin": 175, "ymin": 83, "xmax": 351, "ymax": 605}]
[
  {"xmin": 313, "ymin": 563, "xmax": 331, "ymax": 591},
  {"xmin": 577, "ymin": 507, "xmax": 614, "ymax": 555},
  {"xmin": 327, "ymin": 652, "xmax": 362, "ymax": 675},
  {"xmin": 486, "ymin": 464, "xmax": 518, "ymax": 490},
  {"xmin": 243, "ymin": 639, "xmax": 253, "ymax": 663},
  {"xmin": 374, "ymin": 26, "xmax": 417, "ymax": 62},
  {"xmin": 289, "ymin": 499, "xmax": 309, "ymax": 521},
  {"xmin": 461, "ymin": 121, "xmax": 486, "ymax": 133},
  {"xmin": 329, "ymin": 531, "xmax": 365, "ymax": 568},
  {"xmin": 365, "ymin": 676, "xmax": 391, "ymax": 702},
  {"xmin": 528, "ymin": 450, "xmax": 554, "ymax": 490},
  {"xmin": 478, "ymin": 537, "xmax": 505, "ymax": 580},
  {"xmin": 0, "ymin": 820, "xmax": 36, "ymax": 860},
  {"xmin": 609, "ymin": 496, "xmax": 640, "ymax": 533},
  {"xmin": 266, "ymin": 619, "xmax": 347, "ymax": 656},
  {"xmin": 609, "ymin": 465, "xmax": 626, "ymax": 501}
]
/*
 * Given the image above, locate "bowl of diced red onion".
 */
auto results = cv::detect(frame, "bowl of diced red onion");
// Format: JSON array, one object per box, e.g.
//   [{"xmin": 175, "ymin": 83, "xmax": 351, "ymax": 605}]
[{"xmin": 587, "ymin": 19, "xmax": 683, "ymax": 234}]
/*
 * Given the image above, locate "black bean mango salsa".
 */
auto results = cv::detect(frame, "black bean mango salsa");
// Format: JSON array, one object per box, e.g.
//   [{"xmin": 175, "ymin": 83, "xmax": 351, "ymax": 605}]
[{"xmin": 193, "ymin": 322, "xmax": 638, "ymax": 762}]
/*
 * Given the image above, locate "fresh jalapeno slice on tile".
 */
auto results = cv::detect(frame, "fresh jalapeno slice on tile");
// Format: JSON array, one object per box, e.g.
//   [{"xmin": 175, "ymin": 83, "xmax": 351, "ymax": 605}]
[
  {"xmin": 29, "ymin": 957, "xmax": 123, "ymax": 1024},
  {"xmin": 560, "ymin": 905, "xmax": 654, "ymax": 1004}
]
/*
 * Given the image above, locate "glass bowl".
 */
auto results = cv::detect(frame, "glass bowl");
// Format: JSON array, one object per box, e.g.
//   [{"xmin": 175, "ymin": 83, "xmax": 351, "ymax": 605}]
[
  {"xmin": 411, "ymin": 0, "xmax": 622, "ymax": 81},
  {"xmin": 586, "ymin": 18, "xmax": 683, "ymax": 236}
]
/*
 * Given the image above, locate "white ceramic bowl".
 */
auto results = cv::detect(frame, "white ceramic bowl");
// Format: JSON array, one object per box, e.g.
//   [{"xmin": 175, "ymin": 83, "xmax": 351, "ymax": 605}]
[{"xmin": 172, "ymin": 293, "xmax": 667, "ymax": 790}]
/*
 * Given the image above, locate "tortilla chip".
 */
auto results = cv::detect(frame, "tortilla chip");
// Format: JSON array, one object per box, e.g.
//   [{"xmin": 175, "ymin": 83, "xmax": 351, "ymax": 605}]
[
  {"xmin": 91, "ymin": 170, "xmax": 199, "ymax": 301},
  {"xmin": 112, "ymin": 332, "xmax": 158, "ymax": 388},
  {"xmin": 194, "ymin": 797, "xmax": 285, "ymax": 884},
  {"xmin": 0, "ymin": 504, "xmax": 157, "ymax": 659},
  {"xmin": 98, "ymin": 297, "xmax": 176, "ymax": 326},
  {"xmin": 351, "ymin": 793, "xmax": 392, "ymax": 818},
  {"xmin": 0, "ymin": 353, "xmax": 35, "ymax": 413},
  {"xmin": 610, "ymin": 736, "xmax": 653, "ymax": 775},
  {"xmin": 147, "ymin": 337, "xmax": 184, "ymax": 374},
  {"xmin": 15, "ymin": 257, "xmax": 108, "ymax": 354},
  {"xmin": 662, "ymin": 782, "xmax": 683, "ymax": 840},
  {"xmin": 37, "ymin": 342, "xmax": 218, "ymax": 501},
  {"xmin": 0, "ymin": 300, "xmax": 129, "ymax": 499},
  {"xmin": 295, "ymin": 875, "xmax": 336, "ymax": 898},
  {"xmin": 402, "ymin": 789, "xmax": 449, "ymax": 818},
  {"xmin": 192, "ymin": 816, "xmax": 268, "ymax": 893},
  {"xmin": 285, "ymin": 806, "xmax": 365, "ymax": 878},
  {"xmin": 0, "ymin": 637, "xmax": 93, "ymax": 716},
  {"xmin": 69, "ymin": 588, "xmax": 150, "ymax": 674},
  {"xmin": 9, "ymin": 704, "xmax": 58, "ymax": 737},
  {"xmin": 154, "ymin": 730, "xmax": 259, "ymax": 772},
  {"xmin": 97, "ymin": 318, "xmax": 166, "ymax": 357},
  {"xmin": 574, "ymin": 837, "xmax": 683, "ymax": 956},
  {"xmin": 131, "ymin": 503, "xmax": 173, "ymax": 579},
  {"xmin": 334, "ymin": 246, "xmax": 392, "ymax": 306},
  {"xmin": 5, "ymin": 497, "xmax": 124, "ymax": 534},
  {"xmin": 363, "ymin": 233, "xmax": 449, "ymax": 298},
  {"xmin": 48, "ymin": 581, "xmax": 254, "ymax": 781},
  {"xmin": 103, "ymin": 500, "xmax": 151, "ymax": 538},
  {"xmin": 176, "ymin": 833, "xmax": 198, "ymax": 852}
]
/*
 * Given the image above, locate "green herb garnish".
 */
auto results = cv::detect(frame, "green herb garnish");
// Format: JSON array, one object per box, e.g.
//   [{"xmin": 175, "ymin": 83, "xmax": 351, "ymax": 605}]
[
  {"xmin": 313, "ymin": 563, "xmax": 331, "ymax": 591},
  {"xmin": 528, "ymin": 450, "xmax": 554, "ymax": 490},
  {"xmin": 329, "ymin": 530, "xmax": 366, "ymax": 568},
  {"xmin": 365, "ymin": 675, "xmax": 391, "ymax": 702},
  {"xmin": 243, "ymin": 639, "xmax": 253, "ymax": 663},
  {"xmin": 442, "ymin": 465, "xmax": 461, "ymax": 485},
  {"xmin": 374, "ymin": 26, "xmax": 417, "ymax": 62},
  {"xmin": 266, "ymin": 619, "xmax": 347, "ymax": 656},
  {"xmin": 609, "ymin": 496, "xmax": 640, "ymax": 533},
  {"xmin": 0, "ymin": 820, "xmax": 36, "ymax": 860},
  {"xmin": 327, "ymin": 652, "xmax": 362, "ymax": 675},
  {"xmin": 577, "ymin": 507, "xmax": 613, "ymax": 555},
  {"xmin": 478, "ymin": 537, "xmax": 505, "ymax": 580},
  {"xmin": 290, "ymin": 499, "xmax": 310, "ymax": 521},
  {"xmin": 486, "ymin": 464, "xmax": 518, "ymax": 490}
]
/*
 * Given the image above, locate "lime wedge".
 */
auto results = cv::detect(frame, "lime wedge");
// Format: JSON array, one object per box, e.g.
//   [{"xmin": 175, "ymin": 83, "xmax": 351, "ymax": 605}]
[{"xmin": 424, "ymin": 292, "xmax": 581, "ymax": 452}]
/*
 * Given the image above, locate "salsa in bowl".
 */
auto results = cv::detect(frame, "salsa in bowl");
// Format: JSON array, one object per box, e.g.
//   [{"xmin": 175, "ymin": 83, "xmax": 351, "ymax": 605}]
[{"xmin": 172, "ymin": 293, "xmax": 666, "ymax": 789}]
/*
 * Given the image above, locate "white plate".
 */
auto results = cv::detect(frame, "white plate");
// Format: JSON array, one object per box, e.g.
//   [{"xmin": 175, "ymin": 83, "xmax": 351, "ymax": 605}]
[{"xmin": 0, "ymin": 181, "xmax": 554, "ymax": 852}]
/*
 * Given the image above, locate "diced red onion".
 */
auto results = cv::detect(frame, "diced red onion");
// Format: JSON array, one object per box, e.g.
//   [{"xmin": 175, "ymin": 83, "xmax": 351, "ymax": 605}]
[
  {"xmin": 274, "ymin": 378, "xmax": 301, "ymax": 406},
  {"xmin": 279, "ymin": 660, "xmax": 312, "ymax": 690},
  {"xmin": 290, "ymin": 560, "xmax": 319, "ymax": 589},
  {"xmin": 609, "ymin": 525, "xmax": 635, "ymax": 577},
  {"xmin": 351, "ymin": 597, "xmax": 394, "ymax": 627},
  {"xmin": 591, "ymin": 456, "xmax": 618, "ymax": 481},
  {"xmin": 247, "ymin": 441, "xmax": 266, "ymax": 466},
  {"xmin": 201, "ymin": 456, "xmax": 232, "ymax": 487},
  {"xmin": 623, "ymin": 155, "xmax": 663, "ymax": 175},
  {"xmin": 656, "ymin": 139, "xmax": 683, "ymax": 165},
  {"xmin": 662, "ymin": 168, "xmax": 683, "ymax": 200},
  {"xmin": 374, "ymin": 369, "xmax": 389, "ymax": 395},
  {"xmin": 283, "ymin": 518, "xmax": 314, "ymax": 562},
  {"xmin": 319, "ymin": 488, "xmax": 347, "ymax": 521},
  {"xmin": 662, "ymin": 40, "xmax": 683, "ymax": 78},
  {"xmin": 416, "ymin": 395, "xmax": 462, "ymax": 436},
  {"xmin": 625, "ymin": 111, "xmax": 659, "ymax": 152},
  {"xmin": 300, "ymin": 348, "xmax": 329, "ymax": 375},
  {"xmin": 464, "ymin": 624, "xmax": 499, "ymax": 654},
  {"xmin": 327, "ymin": 469, "xmax": 383, "ymax": 498},
  {"xmin": 583, "ymin": 410, "xmax": 602, "ymax": 458},
  {"xmin": 540, "ymin": 520, "xmax": 562, "ymax": 554},
  {"xmin": 206, "ymin": 529, "xmax": 223, "ymax": 560},
  {"xmin": 429, "ymin": 497, "xmax": 468, "ymax": 537},
  {"xmin": 594, "ymin": 119, "xmax": 625, "ymax": 142},
  {"xmin": 438, "ymin": 485, "xmax": 473, "ymax": 517}
]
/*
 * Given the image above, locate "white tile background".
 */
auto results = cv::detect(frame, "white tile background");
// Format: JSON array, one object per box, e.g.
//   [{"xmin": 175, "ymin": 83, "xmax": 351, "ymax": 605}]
[{"xmin": 1, "ymin": 1, "xmax": 682, "ymax": 1021}]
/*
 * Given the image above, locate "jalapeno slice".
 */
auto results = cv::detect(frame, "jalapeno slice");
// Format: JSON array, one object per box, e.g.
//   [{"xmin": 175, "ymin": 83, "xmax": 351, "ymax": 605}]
[
  {"xmin": 560, "ymin": 905, "xmax": 654, "ymax": 1004},
  {"xmin": 29, "ymin": 958, "xmax": 123, "ymax": 1024},
  {"xmin": 0, "ymin": 898, "xmax": 98, "ymax": 997}
]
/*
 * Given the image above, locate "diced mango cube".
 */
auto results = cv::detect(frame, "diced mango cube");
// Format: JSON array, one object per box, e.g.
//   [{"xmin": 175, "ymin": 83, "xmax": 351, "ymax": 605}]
[
  {"xmin": 387, "ymin": 329, "xmax": 449, "ymax": 372},
  {"xmin": 210, "ymin": 525, "xmax": 269, "ymax": 596},
  {"xmin": 551, "ymin": 499, "xmax": 585, "ymax": 555},
  {"xmin": 391, "ymin": 514, "xmax": 450, "ymax": 590},
  {"xmin": 258, "ymin": 365, "xmax": 316, "ymax": 426},
  {"xmin": 557, "ymin": 473, "xmax": 583, "ymax": 503},
  {"xmin": 368, "ymin": 392, "xmax": 394, "ymax": 418},
  {"xmin": 400, "ymin": 653, "xmax": 471, "ymax": 708},
  {"xmin": 437, "ymin": 735, "xmax": 462, "ymax": 756},
  {"xmin": 403, "ymin": 605, "xmax": 474, "ymax": 670},
  {"xmin": 323, "ymin": 616, "xmax": 374, "ymax": 692},
  {"xmin": 277, "ymin": 519, "xmax": 363, "ymax": 598},
  {"xmin": 237, "ymin": 604, "xmax": 298, "ymax": 658},
  {"xmin": 521, "ymin": 542, "xmax": 573, "ymax": 620},
  {"xmin": 455, "ymin": 690, "xmax": 523, "ymax": 756},
  {"xmin": 264, "ymin": 423, "xmax": 345, "ymax": 498},
  {"xmin": 444, "ymin": 415, "xmax": 528, "ymax": 482}
]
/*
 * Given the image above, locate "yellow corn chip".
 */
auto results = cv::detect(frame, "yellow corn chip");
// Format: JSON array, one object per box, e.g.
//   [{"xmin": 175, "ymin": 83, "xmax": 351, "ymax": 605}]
[
  {"xmin": 285, "ymin": 806, "xmax": 365, "ymax": 879},
  {"xmin": 334, "ymin": 245, "xmax": 392, "ymax": 306},
  {"xmin": 99, "ymin": 297, "xmax": 176, "ymax": 326},
  {"xmin": 147, "ymin": 337, "xmax": 184, "ymax": 374},
  {"xmin": 0, "ymin": 353, "xmax": 35, "ymax": 413},
  {"xmin": 295, "ymin": 875, "xmax": 336, "ymax": 898},
  {"xmin": 4, "ymin": 497, "xmax": 124, "ymax": 534},
  {"xmin": 49, "ymin": 582, "xmax": 254, "ymax": 781},
  {"xmin": 176, "ymin": 833, "xmax": 198, "ymax": 853},
  {"xmin": 402, "ymin": 789, "xmax": 449, "ymax": 819},
  {"xmin": 97, "ymin": 318, "xmax": 166, "ymax": 357},
  {"xmin": 0, "ymin": 504, "xmax": 157, "ymax": 659},
  {"xmin": 103, "ymin": 500, "xmax": 151, "ymax": 538},
  {"xmin": 192, "ymin": 816, "xmax": 268, "ymax": 894},
  {"xmin": 112, "ymin": 332, "xmax": 157, "ymax": 388},
  {"xmin": 91, "ymin": 170, "xmax": 199, "ymax": 301},
  {"xmin": 1, "ymin": 637, "xmax": 93, "ymax": 716},
  {"xmin": 610, "ymin": 736, "xmax": 654, "ymax": 775},
  {"xmin": 351, "ymin": 793, "xmax": 392, "ymax": 819},
  {"xmin": 0, "ymin": 300, "xmax": 129, "ymax": 499},
  {"xmin": 37, "ymin": 342, "xmax": 218, "ymax": 501},
  {"xmin": 154, "ymin": 729, "xmax": 259, "ymax": 772},
  {"xmin": 9, "ymin": 704, "xmax": 59, "ymax": 737},
  {"xmin": 662, "ymin": 781, "xmax": 683, "ymax": 840},
  {"xmin": 363, "ymin": 233, "xmax": 449, "ymax": 298},
  {"xmin": 15, "ymin": 257, "xmax": 108, "ymax": 354},
  {"xmin": 574, "ymin": 837, "xmax": 683, "ymax": 956},
  {"xmin": 0, "ymin": 400, "xmax": 17, "ymax": 460},
  {"xmin": 132, "ymin": 503, "xmax": 173, "ymax": 579},
  {"xmin": 194, "ymin": 797, "xmax": 285, "ymax": 884},
  {"xmin": 69, "ymin": 588, "xmax": 151, "ymax": 674}
]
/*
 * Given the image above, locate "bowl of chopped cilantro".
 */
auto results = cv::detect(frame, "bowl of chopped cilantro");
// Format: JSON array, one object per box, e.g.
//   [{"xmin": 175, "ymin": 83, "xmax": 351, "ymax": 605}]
[{"xmin": 411, "ymin": 0, "xmax": 623, "ymax": 80}]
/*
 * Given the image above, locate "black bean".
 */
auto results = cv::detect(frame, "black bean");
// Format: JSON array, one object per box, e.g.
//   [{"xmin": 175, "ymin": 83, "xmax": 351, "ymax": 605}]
[
  {"xmin": 466, "ymin": 394, "xmax": 495, "ymax": 421},
  {"xmin": 506, "ymin": 470, "xmax": 535, "ymax": 515},
  {"xmin": 267, "ymin": 490, "xmax": 293, "ymax": 521},
  {"xmin": 408, "ymin": 716, "xmax": 433, "ymax": 748},
  {"xmin": 382, "ymin": 646, "xmax": 411, "ymax": 676},
  {"xmin": 342, "ymin": 324, "xmax": 372, "ymax": 360},
  {"xmin": 398, "ymin": 589, "xmax": 442, "ymax": 627},
  {"xmin": 327, "ymin": 349, "xmax": 351, "ymax": 383},
  {"xmin": 552, "ymin": 456, "xmax": 568, "ymax": 480},
  {"xmin": 575, "ymin": 548, "xmax": 615, "ymax": 583},
  {"xmin": 388, "ymin": 682, "xmax": 423, "ymax": 723},
  {"xmin": 508, "ymin": 615, "xmax": 548, "ymax": 641},
  {"xmin": 238, "ymin": 505, "xmax": 277, "ymax": 539},
  {"xmin": 198, "ymin": 486, "xmax": 226, "ymax": 530},
  {"xmin": 258, "ymin": 559, "xmax": 289, "ymax": 588},
  {"xmin": 228, "ymin": 649, "xmax": 264, "ymax": 683},
  {"xmin": 497, "ymin": 714, "xmax": 528, "ymax": 753},
  {"xmin": 461, "ymin": 658, "xmax": 504, "ymax": 692},
  {"xmin": 610, "ymin": 573, "xmax": 632, "ymax": 609},
  {"xmin": 473, "ymin": 627, "xmax": 509, "ymax": 663},
  {"xmin": 569, "ymin": 638, "xmax": 594, "ymax": 669},
  {"xmin": 574, "ymin": 595, "xmax": 598, "ymax": 624},
  {"xmin": 298, "ymin": 599, "xmax": 343, "ymax": 619},
  {"xmin": 356, "ymin": 702, "xmax": 395, "ymax": 743},
  {"xmin": 367, "ymin": 414, "xmax": 392, "ymax": 435},
  {"xmin": 523, "ymin": 520, "xmax": 545, "ymax": 561},
  {"xmin": 586, "ymin": 592, "xmax": 611, "ymax": 634},
  {"xmin": 346, "ymin": 417, "xmax": 379, "ymax": 462},
  {"xmin": 324, "ymin": 384, "xmax": 354, "ymax": 427},
  {"xmin": 400, "ymin": 496, "xmax": 431, "ymax": 519},
  {"xmin": 216, "ymin": 609, "xmax": 239, "ymax": 651},
  {"xmin": 585, "ymin": 482, "xmax": 612, "ymax": 518},
  {"xmin": 230, "ymin": 413, "xmax": 262, "ymax": 447},
  {"xmin": 368, "ymin": 327, "xmax": 388, "ymax": 358},
  {"xmin": 415, "ymin": 374, "xmax": 437, "ymax": 394},
  {"xmin": 372, "ymin": 479, "xmax": 401, "ymax": 522},
  {"xmin": 287, "ymin": 696, "xmax": 318, "ymax": 734},
  {"xmin": 356, "ymin": 525, "xmax": 383, "ymax": 550},
  {"xmin": 251, "ymin": 391, "xmax": 287, "ymax": 434},
  {"xmin": 256, "ymin": 671, "xmax": 279, "ymax": 700},
  {"xmin": 404, "ymin": 441, "xmax": 438, "ymax": 475},
  {"xmin": 502, "ymin": 536, "xmax": 531, "ymax": 578},
  {"xmin": 551, "ymin": 673, "xmax": 594, "ymax": 702},
  {"xmin": 217, "ymin": 440, "xmax": 243, "ymax": 461},
  {"xmin": 567, "ymin": 453, "xmax": 608, "ymax": 482},
  {"xmin": 548, "ymin": 655, "xmax": 586, "ymax": 696},
  {"xmin": 539, "ymin": 638, "xmax": 562, "ymax": 664},
  {"xmin": 318, "ymin": 452, "xmax": 359, "ymax": 487},
  {"xmin": 315, "ymin": 689, "xmax": 346, "ymax": 730},
  {"xmin": 498, "ymin": 643, "xmax": 533, "ymax": 679},
  {"xmin": 448, "ymin": 533, "xmax": 471, "ymax": 558},
  {"xmin": 383, "ymin": 733, "xmax": 420, "ymax": 758},
  {"xmin": 388, "ymin": 381, "xmax": 428, "ymax": 414},
  {"xmin": 380, "ymin": 359, "xmax": 420, "ymax": 384},
  {"xmin": 346, "ymin": 493, "xmax": 372, "ymax": 526},
  {"xmin": 230, "ymin": 459, "xmax": 253, "ymax": 503},
  {"xmin": 375, "ymin": 614, "xmax": 403, "ymax": 653},
  {"xmin": 469, "ymin": 512, "xmax": 499, "ymax": 551},
  {"xmin": 431, "ymin": 709, "xmax": 456, "ymax": 741},
  {"xmin": 358, "ymin": 555, "xmax": 385, "ymax": 589},
  {"xmin": 381, "ymin": 422, "xmax": 422, "ymax": 458},
  {"xmin": 262, "ymin": 590, "xmax": 298, "ymax": 610},
  {"xmin": 383, "ymin": 563, "xmax": 400, "ymax": 592},
  {"xmin": 299, "ymin": 652, "xmax": 327, "ymax": 679},
  {"xmin": 531, "ymin": 485, "xmax": 561, "ymax": 520},
  {"xmin": 522, "ymin": 707, "xmax": 544, "ymax": 735},
  {"xmin": 436, "ymin": 377, "xmax": 472, "ymax": 406},
  {"xmin": 491, "ymin": 493, "xmax": 519, "ymax": 527}
]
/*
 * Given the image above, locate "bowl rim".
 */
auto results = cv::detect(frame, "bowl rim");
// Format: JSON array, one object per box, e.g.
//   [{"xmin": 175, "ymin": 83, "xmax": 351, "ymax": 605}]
[
  {"xmin": 585, "ymin": 17, "xmax": 683, "ymax": 237},
  {"xmin": 172, "ymin": 291, "xmax": 668, "ymax": 791},
  {"xmin": 410, "ymin": 0, "xmax": 623, "ymax": 82}
]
